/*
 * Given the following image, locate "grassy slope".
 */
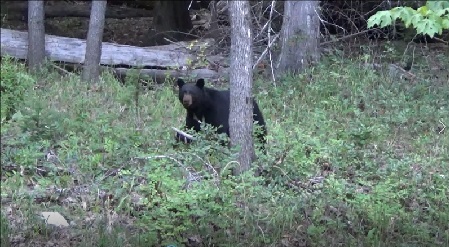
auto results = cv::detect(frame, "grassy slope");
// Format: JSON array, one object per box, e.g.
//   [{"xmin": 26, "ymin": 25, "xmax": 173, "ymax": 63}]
[{"xmin": 1, "ymin": 47, "xmax": 448, "ymax": 246}]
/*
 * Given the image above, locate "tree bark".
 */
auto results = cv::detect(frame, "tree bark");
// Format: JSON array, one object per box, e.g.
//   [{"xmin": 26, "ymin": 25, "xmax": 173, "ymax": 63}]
[
  {"xmin": 229, "ymin": 1, "xmax": 255, "ymax": 175},
  {"xmin": 152, "ymin": 1, "xmax": 194, "ymax": 45},
  {"xmin": 27, "ymin": 0, "xmax": 45, "ymax": 72},
  {"xmin": 81, "ymin": 1, "xmax": 107, "ymax": 83},
  {"xmin": 275, "ymin": 1, "xmax": 320, "ymax": 77}
]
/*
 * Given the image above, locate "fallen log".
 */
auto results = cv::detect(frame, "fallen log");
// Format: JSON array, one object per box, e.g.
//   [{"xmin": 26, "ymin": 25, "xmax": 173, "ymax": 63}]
[
  {"xmin": 50, "ymin": 63, "xmax": 226, "ymax": 84},
  {"xmin": 1, "ymin": 28, "xmax": 228, "ymax": 82},
  {"xmin": 1, "ymin": 28, "xmax": 196, "ymax": 67},
  {"xmin": 112, "ymin": 67, "xmax": 228, "ymax": 83},
  {"xmin": 2, "ymin": 1, "xmax": 154, "ymax": 20}
]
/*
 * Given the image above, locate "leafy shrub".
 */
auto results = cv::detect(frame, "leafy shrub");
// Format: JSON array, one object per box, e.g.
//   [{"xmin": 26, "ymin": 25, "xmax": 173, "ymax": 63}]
[
  {"xmin": 0, "ymin": 56, "xmax": 35, "ymax": 121},
  {"xmin": 368, "ymin": 1, "xmax": 449, "ymax": 38}
]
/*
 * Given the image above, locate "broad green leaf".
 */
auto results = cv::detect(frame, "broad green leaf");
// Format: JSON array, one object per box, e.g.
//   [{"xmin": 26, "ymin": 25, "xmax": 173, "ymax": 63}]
[
  {"xmin": 368, "ymin": 0, "xmax": 449, "ymax": 36},
  {"xmin": 417, "ymin": 6, "xmax": 430, "ymax": 16},
  {"xmin": 390, "ymin": 7, "xmax": 405, "ymax": 20},
  {"xmin": 367, "ymin": 10, "xmax": 393, "ymax": 28},
  {"xmin": 391, "ymin": 7, "xmax": 416, "ymax": 20},
  {"xmin": 442, "ymin": 18, "xmax": 449, "ymax": 29},
  {"xmin": 415, "ymin": 19, "xmax": 441, "ymax": 37},
  {"xmin": 410, "ymin": 13, "xmax": 425, "ymax": 28},
  {"xmin": 427, "ymin": 1, "xmax": 449, "ymax": 11},
  {"xmin": 395, "ymin": 7, "xmax": 417, "ymax": 28},
  {"xmin": 434, "ymin": 8, "xmax": 449, "ymax": 17}
]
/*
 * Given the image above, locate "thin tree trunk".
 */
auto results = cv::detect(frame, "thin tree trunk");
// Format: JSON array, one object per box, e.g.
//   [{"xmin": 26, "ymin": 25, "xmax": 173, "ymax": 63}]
[
  {"xmin": 82, "ymin": 1, "xmax": 107, "ymax": 82},
  {"xmin": 275, "ymin": 1, "xmax": 320, "ymax": 77},
  {"xmin": 229, "ymin": 1, "xmax": 255, "ymax": 175},
  {"xmin": 27, "ymin": 0, "xmax": 46, "ymax": 72}
]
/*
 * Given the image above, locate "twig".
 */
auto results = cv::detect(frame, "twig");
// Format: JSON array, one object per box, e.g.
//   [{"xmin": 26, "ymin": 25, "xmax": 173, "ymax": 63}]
[
  {"xmin": 389, "ymin": 63, "xmax": 417, "ymax": 80},
  {"xmin": 267, "ymin": 0, "xmax": 277, "ymax": 84},
  {"xmin": 320, "ymin": 29, "xmax": 379, "ymax": 45},
  {"xmin": 132, "ymin": 154, "xmax": 216, "ymax": 189},
  {"xmin": 316, "ymin": 7, "xmax": 347, "ymax": 37},
  {"xmin": 179, "ymin": 151, "xmax": 220, "ymax": 185},
  {"xmin": 252, "ymin": 33, "xmax": 279, "ymax": 71},
  {"xmin": 51, "ymin": 63, "xmax": 73, "ymax": 75},
  {"xmin": 439, "ymin": 119, "xmax": 446, "ymax": 134},
  {"xmin": 432, "ymin": 37, "xmax": 448, "ymax": 45},
  {"xmin": 172, "ymin": 127, "xmax": 196, "ymax": 140}
]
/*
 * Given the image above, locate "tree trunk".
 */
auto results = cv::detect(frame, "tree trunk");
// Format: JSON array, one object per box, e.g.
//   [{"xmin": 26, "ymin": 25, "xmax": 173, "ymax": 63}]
[
  {"xmin": 27, "ymin": 0, "xmax": 45, "ymax": 72},
  {"xmin": 152, "ymin": 1, "xmax": 193, "ymax": 45},
  {"xmin": 275, "ymin": 1, "xmax": 320, "ymax": 77},
  {"xmin": 229, "ymin": 1, "xmax": 255, "ymax": 175},
  {"xmin": 81, "ymin": 1, "xmax": 107, "ymax": 83}
]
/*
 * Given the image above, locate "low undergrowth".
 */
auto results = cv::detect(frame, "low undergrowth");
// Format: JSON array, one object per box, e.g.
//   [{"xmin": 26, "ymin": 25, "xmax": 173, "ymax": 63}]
[{"xmin": 1, "ymin": 47, "xmax": 448, "ymax": 247}]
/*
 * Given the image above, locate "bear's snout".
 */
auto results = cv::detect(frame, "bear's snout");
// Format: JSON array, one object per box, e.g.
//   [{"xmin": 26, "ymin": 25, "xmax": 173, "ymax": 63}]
[{"xmin": 182, "ymin": 94, "xmax": 193, "ymax": 107}]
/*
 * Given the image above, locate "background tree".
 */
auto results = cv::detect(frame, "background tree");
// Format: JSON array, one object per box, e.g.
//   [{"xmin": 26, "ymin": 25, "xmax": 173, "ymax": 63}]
[
  {"xmin": 229, "ymin": 1, "xmax": 255, "ymax": 175},
  {"xmin": 275, "ymin": 1, "xmax": 320, "ymax": 77},
  {"xmin": 27, "ymin": 0, "xmax": 45, "ymax": 72},
  {"xmin": 81, "ymin": 1, "xmax": 107, "ymax": 83},
  {"xmin": 152, "ymin": 1, "xmax": 193, "ymax": 45}
]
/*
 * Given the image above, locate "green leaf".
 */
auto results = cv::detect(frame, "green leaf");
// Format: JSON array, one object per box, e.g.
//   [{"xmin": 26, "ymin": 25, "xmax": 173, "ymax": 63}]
[
  {"xmin": 395, "ymin": 7, "xmax": 418, "ymax": 28},
  {"xmin": 415, "ymin": 18, "xmax": 441, "ymax": 37},
  {"xmin": 367, "ymin": 10, "xmax": 393, "ymax": 28},
  {"xmin": 442, "ymin": 18, "xmax": 449, "ymax": 29},
  {"xmin": 434, "ymin": 8, "xmax": 449, "ymax": 17},
  {"xmin": 427, "ymin": 1, "xmax": 449, "ymax": 12},
  {"xmin": 367, "ymin": 1, "xmax": 449, "ymax": 36},
  {"xmin": 410, "ymin": 13, "xmax": 425, "ymax": 28},
  {"xmin": 11, "ymin": 111, "xmax": 24, "ymax": 121},
  {"xmin": 417, "ymin": 6, "xmax": 430, "ymax": 16}
]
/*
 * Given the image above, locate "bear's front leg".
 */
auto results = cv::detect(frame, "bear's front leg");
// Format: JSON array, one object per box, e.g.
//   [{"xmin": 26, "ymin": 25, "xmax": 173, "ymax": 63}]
[
  {"xmin": 175, "ymin": 111, "xmax": 201, "ymax": 143},
  {"xmin": 185, "ymin": 111, "xmax": 201, "ymax": 132}
]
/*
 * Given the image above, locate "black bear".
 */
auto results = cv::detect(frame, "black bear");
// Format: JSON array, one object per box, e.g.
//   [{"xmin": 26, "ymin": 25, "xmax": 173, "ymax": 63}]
[{"xmin": 175, "ymin": 78, "xmax": 267, "ymax": 149}]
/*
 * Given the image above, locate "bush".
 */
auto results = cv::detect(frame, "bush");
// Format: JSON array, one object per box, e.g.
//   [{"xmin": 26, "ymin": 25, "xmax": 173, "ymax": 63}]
[{"xmin": 0, "ymin": 57, "xmax": 35, "ymax": 121}]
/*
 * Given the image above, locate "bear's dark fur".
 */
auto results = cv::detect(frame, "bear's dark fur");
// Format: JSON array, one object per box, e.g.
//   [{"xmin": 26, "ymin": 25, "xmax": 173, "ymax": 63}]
[{"xmin": 176, "ymin": 78, "xmax": 267, "ymax": 149}]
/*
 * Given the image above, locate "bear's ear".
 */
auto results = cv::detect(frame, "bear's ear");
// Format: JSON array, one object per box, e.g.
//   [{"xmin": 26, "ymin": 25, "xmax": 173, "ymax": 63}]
[
  {"xmin": 196, "ymin": 78, "xmax": 205, "ymax": 89},
  {"xmin": 177, "ymin": 78, "xmax": 185, "ymax": 88}
]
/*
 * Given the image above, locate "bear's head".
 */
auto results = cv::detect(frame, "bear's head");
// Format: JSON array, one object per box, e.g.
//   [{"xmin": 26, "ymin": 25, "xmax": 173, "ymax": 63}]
[{"xmin": 177, "ymin": 78, "xmax": 206, "ymax": 110}]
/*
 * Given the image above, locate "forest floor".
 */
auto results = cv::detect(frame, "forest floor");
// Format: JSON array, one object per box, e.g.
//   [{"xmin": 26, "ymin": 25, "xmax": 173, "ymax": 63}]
[{"xmin": 1, "ymin": 2, "xmax": 449, "ymax": 247}]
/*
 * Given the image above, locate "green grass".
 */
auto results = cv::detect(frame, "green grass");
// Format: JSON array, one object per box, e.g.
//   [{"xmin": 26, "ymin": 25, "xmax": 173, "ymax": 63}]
[{"xmin": 1, "ymin": 51, "xmax": 448, "ymax": 247}]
